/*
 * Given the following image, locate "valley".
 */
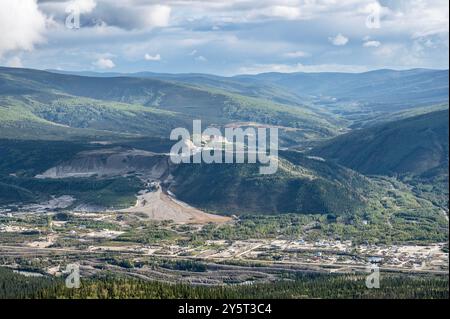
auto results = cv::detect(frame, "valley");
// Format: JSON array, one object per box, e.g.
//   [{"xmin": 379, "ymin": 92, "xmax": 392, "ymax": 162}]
[
  {"xmin": 0, "ymin": 209, "xmax": 447, "ymax": 288},
  {"xmin": 0, "ymin": 67, "xmax": 448, "ymax": 299}
]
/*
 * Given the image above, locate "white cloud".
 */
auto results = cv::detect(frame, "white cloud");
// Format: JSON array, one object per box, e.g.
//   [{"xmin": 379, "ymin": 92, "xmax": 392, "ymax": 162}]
[
  {"xmin": 6, "ymin": 0, "xmax": 447, "ymax": 73},
  {"xmin": 144, "ymin": 53, "xmax": 161, "ymax": 61},
  {"xmin": 93, "ymin": 57, "xmax": 115, "ymax": 69},
  {"xmin": 283, "ymin": 51, "xmax": 310, "ymax": 58},
  {"xmin": 100, "ymin": 3, "xmax": 171, "ymax": 29},
  {"xmin": 398, "ymin": 0, "xmax": 448, "ymax": 39},
  {"xmin": 38, "ymin": 1, "xmax": 171, "ymax": 30},
  {"xmin": 374, "ymin": 44, "xmax": 400, "ymax": 58},
  {"xmin": 0, "ymin": 0, "xmax": 47, "ymax": 57},
  {"xmin": 188, "ymin": 49, "xmax": 207, "ymax": 61},
  {"xmin": 44, "ymin": 0, "xmax": 97, "ymax": 14},
  {"xmin": 36, "ymin": 0, "xmax": 449, "ymax": 39},
  {"xmin": 258, "ymin": 6, "xmax": 301, "ymax": 20},
  {"xmin": 147, "ymin": 5, "xmax": 171, "ymax": 27},
  {"xmin": 195, "ymin": 55, "xmax": 207, "ymax": 62},
  {"xmin": 329, "ymin": 33, "xmax": 349, "ymax": 46},
  {"xmin": 167, "ymin": 0, "xmax": 376, "ymax": 23},
  {"xmin": 5, "ymin": 56, "xmax": 23, "ymax": 68},
  {"xmin": 363, "ymin": 40, "xmax": 381, "ymax": 48},
  {"xmin": 66, "ymin": 0, "xmax": 97, "ymax": 14}
]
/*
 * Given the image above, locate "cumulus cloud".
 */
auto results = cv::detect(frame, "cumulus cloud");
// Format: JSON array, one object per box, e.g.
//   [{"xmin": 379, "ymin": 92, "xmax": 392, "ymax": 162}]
[
  {"xmin": 363, "ymin": 40, "xmax": 381, "ymax": 48},
  {"xmin": 189, "ymin": 49, "xmax": 207, "ymax": 62},
  {"xmin": 283, "ymin": 51, "xmax": 310, "ymax": 58},
  {"xmin": 66, "ymin": 0, "xmax": 97, "ymax": 14},
  {"xmin": 248, "ymin": 5, "xmax": 302, "ymax": 20},
  {"xmin": 95, "ymin": 4, "xmax": 171, "ymax": 29},
  {"xmin": 0, "ymin": 0, "xmax": 47, "ymax": 57},
  {"xmin": 93, "ymin": 57, "xmax": 115, "ymax": 69},
  {"xmin": 195, "ymin": 55, "xmax": 207, "ymax": 62},
  {"xmin": 5, "ymin": 0, "xmax": 447, "ymax": 73},
  {"xmin": 164, "ymin": 0, "xmax": 377, "ymax": 23},
  {"xmin": 147, "ymin": 4, "xmax": 171, "ymax": 27},
  {"xmin": 144, "ymin": 53, "xmax": 161, "ymax": 61},
  {"xmin": 38, "ymin": 1, "xmax": 171, "ymax": 30},
  {"xmin": 329, "ymin": 33, "xmax": 349, "ymax": 46},
  {"xmin": 35, "ymin": 0, "xmax": 449, "ymax": 37}
]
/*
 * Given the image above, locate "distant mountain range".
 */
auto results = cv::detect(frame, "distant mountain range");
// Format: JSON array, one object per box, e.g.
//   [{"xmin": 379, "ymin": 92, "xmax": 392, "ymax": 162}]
[{"xmin": 48, "ymin": 68, "xmax": 449, "ymax": 113}]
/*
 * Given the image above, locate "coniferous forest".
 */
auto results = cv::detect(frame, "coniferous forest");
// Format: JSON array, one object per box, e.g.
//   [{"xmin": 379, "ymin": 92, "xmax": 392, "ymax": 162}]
[{"xmin": 0, "ymin": 267, "xmax": 447, "ymax": 299}]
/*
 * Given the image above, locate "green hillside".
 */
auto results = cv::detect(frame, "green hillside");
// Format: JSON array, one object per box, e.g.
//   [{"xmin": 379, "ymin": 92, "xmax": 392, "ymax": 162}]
[
  {"xmin": 312, "ymin": 110, "xmax": 449, "ymax": 209},
  {"xmin": 49, "ymin": 68, "xmax": 450, "ymax": 115},
  {"xmin": 312, "ymin": 110, "xmax": 449, "ymax": 176},
  {"xmin": 0, "ymin": 67, "xmax": 339, "ymax": 142},
  {"xmin": 171, "ymin": 151, "xmax": 375, "ymax": 216}
]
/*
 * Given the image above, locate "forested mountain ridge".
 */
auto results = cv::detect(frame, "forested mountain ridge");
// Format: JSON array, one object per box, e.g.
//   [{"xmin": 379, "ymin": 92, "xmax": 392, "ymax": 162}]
[{"xmin": 312, "ymin": 109, "xmax": 449, "ymax": 177}]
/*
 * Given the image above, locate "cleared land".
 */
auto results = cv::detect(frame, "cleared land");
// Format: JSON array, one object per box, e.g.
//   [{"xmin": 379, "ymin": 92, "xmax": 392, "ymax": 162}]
[{"xmin": 117, "ymin": 188, "xmax": 231, "ymax": 224}]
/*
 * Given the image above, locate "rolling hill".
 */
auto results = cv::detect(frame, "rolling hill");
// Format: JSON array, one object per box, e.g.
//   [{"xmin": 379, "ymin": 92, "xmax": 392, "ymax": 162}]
[
  {"xmin": 0, "ymin": 136, "xmax": 439, "ymax": 217},
  {"xmin": 312, "ymin": 109, "xmax": 449, "ymax": 177},
  {"xmin": 171, "ymin": 151, "xmax": 376, "ymax": 216},
  {"xmin": 237, "ymin": 69, "xmax": 449, "ymax": 112},
  {"xmin": 49, "ymin": 68, "xmax": 449, "ymax": 117},
  {"xmin": 311, "ymin": 110, "xmax": 449, "ymax": 209},
  {"xmin": 0, "ymin": 67, "xmax": 339, "ymax": 142},
  {"xmin": 0, "ymin": 67, "xmax": 448, "ymax": 218}
]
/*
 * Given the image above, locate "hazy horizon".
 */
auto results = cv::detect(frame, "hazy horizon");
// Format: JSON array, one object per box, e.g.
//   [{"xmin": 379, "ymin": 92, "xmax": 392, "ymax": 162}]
[{"xmin": 1, "ymin": 65, "xmax": 448, "ymax": 78}]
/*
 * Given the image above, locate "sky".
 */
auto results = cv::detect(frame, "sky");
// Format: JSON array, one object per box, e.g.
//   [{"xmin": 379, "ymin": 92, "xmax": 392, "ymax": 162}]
[{"xmin": 0, "ymin": 0, "xmax": 448, "ymax": 75}]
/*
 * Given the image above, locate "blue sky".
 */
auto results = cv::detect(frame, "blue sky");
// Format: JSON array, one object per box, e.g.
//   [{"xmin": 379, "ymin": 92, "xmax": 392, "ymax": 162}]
[{"xmin": 0, "ymin": 0, "xmax": 448, "ymax": 75}]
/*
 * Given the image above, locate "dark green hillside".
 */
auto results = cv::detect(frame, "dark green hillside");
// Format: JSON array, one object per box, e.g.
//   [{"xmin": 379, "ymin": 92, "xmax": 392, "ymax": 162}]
[
  {"xmin": 0, "ymin": 138, "xmax": 174, "ymax": 178},
  {"xmin": 0, "ymin": 182, "xmax": 36, "ymax": 204},
  {"xmin": 171, "ymin": 151, "xmax": 370, "ymax": 216},
  {"xmin": 0, "ymin": 175, "xmax": 142, "ymax": 208},
  {"xmin": 351, "ymin": 104, "xmax": 449, "ymax": 129},
  {"xmin": 312, "ymin": 110, "xmax": 449, "ymax": 209},
  {"xmin": 0, "ymin": 139, "xmax": 167, "ymax": 208},
  {"xmin": 312, "ymin": 110, "xmax": 449, "ymax": 176},
  {"xmin": 0, "ymin": 139, "xmax": 88, "ymax": 176}
]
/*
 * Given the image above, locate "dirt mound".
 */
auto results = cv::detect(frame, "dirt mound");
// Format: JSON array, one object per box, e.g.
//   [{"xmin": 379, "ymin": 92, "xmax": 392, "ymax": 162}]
[{"xmin": 117, "ymin": 188, "xmax": 230, "ymax": 224}]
